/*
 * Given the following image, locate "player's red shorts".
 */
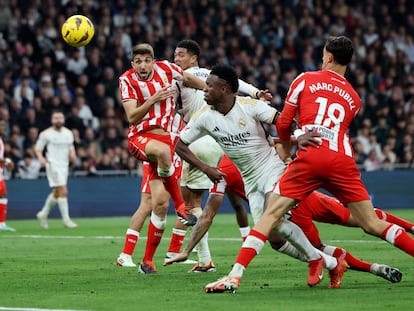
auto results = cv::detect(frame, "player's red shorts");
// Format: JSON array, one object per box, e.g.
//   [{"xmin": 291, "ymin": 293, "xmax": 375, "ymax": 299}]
[
  {"xmin": 128, "ymin": 131, "xmax": 179, "ymax": 162},
  {"xmin": 139, "ymin": 154, "xmax": 182, "ymax": 194},
  {"xmin": 209, "ymin": 155, "xmax": 246, "ymax": 198},
  {"xmin": 275, "ymin": 147, "xmax": 370, "ymax": 204},
  {"xmin": 140, "ymin": 162, "xmax": 151, "ymax": 194},
  {"xmin": 290, "ymin": 191, "xmax": 351, "ymax": 247},
  {"xmin": 0, "ymin": 179, "xmax": 6, "ymax": 195}
]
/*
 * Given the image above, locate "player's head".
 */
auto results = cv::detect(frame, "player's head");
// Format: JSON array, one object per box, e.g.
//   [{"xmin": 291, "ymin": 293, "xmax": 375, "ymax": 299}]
[
  {"xmin": 322, "ymin": 36, "xmax": 354, "ymax": 69},
  {"xmin": 174, "ymin": 39, "xmax": 201, "ymax": 70},
  {"xmin": 204, "ymin": 64, "xmax": 239, "ymax": 106},
  {"xmin": 131, "ymin": 43, "xmax": 155, "ymax": 80},
  {"xmin": 51, "ymin": 110, "xmax": 65, "ymax": 129},
  {"xmin": 209, "ymin": 64, "xmax": 239, "ymax": 93}
]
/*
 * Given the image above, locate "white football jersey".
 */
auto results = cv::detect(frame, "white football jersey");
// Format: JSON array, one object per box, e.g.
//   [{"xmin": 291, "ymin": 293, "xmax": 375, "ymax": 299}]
[
  {"xmin": 180, "ymin": 96, "xmax": 285, "ymax": 195},
  {"xmin": 176, "ymin": 66, "xmax": 259, "ymax": 123},
  {"xmin": 175, "ymin": 66, "xmax": 209, "ymax": 123},
  {"xmin": 35, "ymin": 127, "xmax": 74, "ymax": 166}
]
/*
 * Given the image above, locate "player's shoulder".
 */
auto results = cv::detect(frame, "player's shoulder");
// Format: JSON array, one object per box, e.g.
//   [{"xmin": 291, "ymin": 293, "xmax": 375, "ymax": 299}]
[
  {"xmin": 155, "ymin": 60, "xmax": 183, "ymax": 75},
  {"xmin": 155, "ymin": 60, "xmax": 177, "ymax": 70},
  {"xmin": 190, "ymin": 104, "xmax": 211, "ymax": 121},
  {"xmin": 185, "ymin": 66, "xmax": 210, "ymax": 79},
  {"xmin": 39, "ymin": 126, "xmax": 54, "ymax": 136},
  {"xmin": 119, "ymin": 68, "xmax": 135, "ymax": 79},
  {"xmin": 235, "ymin": 95, "xmax": 260, "ymax": 106},
  {"xmin": 62, "ymin": 126, "xmax": 73, "ymax": 133}
]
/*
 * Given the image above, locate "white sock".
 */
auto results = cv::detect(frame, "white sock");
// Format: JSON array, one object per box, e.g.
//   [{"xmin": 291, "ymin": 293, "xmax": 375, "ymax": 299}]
[
  {"xmin": 150, "ymin": 212, "xmax": 167, "ymax": 229},
  {"xmin": 277, "ymin": 241, "xmax": 307, "ymax": 261},
  {"xmin": 316, "ymin": 249, "xmax": 337, "ymax": 270},
  {"xmin": 126, "ymin": 228, "xmax": 140, "ymax": 236},
  {"xmin": 39, "ymin": 193, "xmax": 57, "ymax": 216},
  {"xmin": 57, "ymin": 197, "xmax": 71, "ymax": 222},
  {"xmin": 229, "ymin": 263, "xmax": 245, "ymax": 278},
  {"xmin": 239, "ymin": 226, "xmax": 250, "ymax": 240},
  {"xmin": 276, "ymin": 219, "xmax": 320, "ymax": 261}
]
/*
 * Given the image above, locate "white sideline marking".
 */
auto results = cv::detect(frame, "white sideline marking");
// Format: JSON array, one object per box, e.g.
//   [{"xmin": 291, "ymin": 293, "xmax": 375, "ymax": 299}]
[
  {"xmin": 1, "ymin": 235, "xmax": 386, "ymax": 243},
  {"xmin": 0, "ymin": 307, "xmax": 88, "ymax": 311}
]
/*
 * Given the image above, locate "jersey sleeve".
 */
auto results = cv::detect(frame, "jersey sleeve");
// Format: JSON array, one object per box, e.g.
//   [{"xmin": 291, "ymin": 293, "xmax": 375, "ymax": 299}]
[
  {"xmin": 276, "ymin": 73, "xmax": 305, "ymax": 141},
  {"xmin": 179, "ymin": 115, "xmax": 208, "ymax": 145},
  {"xmin": 238, "ymin": 79, "xmax": 259, "ymax": 98},
  {"xmin": 254, "ymin": 99, "xmax": 278, "ymax": 124},
  {"xmin": 119, "ymin": 74, "xmax": 138, "ymax": 102},
  {"xmin": 34, "ymin": 132, "xmax": 47, "ymax": 152}
]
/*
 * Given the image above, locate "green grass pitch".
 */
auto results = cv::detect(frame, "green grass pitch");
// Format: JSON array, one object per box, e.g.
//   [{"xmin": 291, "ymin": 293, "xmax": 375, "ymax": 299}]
[{"xmin": 1, "ymin": 212, "xmax": 413, "ymax": 311}]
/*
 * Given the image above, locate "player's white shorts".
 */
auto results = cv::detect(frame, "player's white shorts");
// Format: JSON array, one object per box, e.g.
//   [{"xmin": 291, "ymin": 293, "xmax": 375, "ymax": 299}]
[
  {"xmin": 244, "ymin": 162, "xmax": 286, "ymax": 224},
  {"xmin": 247, "ymin": 191, "xmax": 265, "ymax": 224},
  {"xmin": 46, "ymin": 162, "xmax": 69, "ymax": 187},
  {"xmin": 180, "ymin": 135, "xmax": 223, "ymax": 190}
]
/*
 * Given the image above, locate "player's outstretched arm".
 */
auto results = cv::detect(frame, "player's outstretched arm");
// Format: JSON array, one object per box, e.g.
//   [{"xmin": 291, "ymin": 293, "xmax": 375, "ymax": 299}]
[{"xmin": 176, "ymin": 139, "xmax": 225, "ymax": 183}]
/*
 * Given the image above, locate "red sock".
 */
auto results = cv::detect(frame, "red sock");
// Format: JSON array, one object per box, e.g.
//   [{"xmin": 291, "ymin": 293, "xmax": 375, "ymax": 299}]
[
  {"xmin": 122, "ymin": 229, "xmax": 139, "ymax": 256},
  {"xmin": 331, "ymin": 247, "xmax": 371, "ymax": 272},
  {"xmin": 142, "ymin": 220, "xmax": 164, "ymax": 262},
  {"xmin": 235, "ymin": 229, "xmax": 267, "ymax": 268},
  {"xmin": 0, "ymin": 199, "xmax": 7, "ymax": 222},
  {"xmin": 375, "ymin": 209, "xmax": 414, "ymax": 232},
  {"xmin": 167, "ymin": 228, "xmax": 186, "ymax": 253},
  {"xmin": 163, "ymin": 175, "xmax": 184, "ymax": 210},
  {"xmin": 381, "ymin": 224, "xmax": 414, "ymax": 256}
]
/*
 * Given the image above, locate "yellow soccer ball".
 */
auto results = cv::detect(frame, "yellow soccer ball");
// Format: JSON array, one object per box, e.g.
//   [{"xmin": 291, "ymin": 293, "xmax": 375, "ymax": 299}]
[{"xmin": 61, "ymin": 15, "xmax": 95, "ymax": 47}]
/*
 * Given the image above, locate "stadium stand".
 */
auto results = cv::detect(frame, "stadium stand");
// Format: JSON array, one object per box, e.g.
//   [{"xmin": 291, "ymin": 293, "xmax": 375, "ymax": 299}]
[{"xmin": 0, "ymin": 0, "xmax": 413, "ymax": 180}]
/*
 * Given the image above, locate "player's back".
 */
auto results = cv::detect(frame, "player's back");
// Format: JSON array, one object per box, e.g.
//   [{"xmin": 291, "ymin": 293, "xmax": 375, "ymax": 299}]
[
  {"xmin": 178, "ymin": 66, "xmax": 210, "ymax": 123},
  {"xmin": 288, "ymin": 70, "xmax": 362, "ymax": 156}
]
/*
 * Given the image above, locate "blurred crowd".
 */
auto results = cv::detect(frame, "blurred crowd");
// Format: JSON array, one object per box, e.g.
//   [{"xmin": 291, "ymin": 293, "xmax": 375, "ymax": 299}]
[{"xmin": 0, "ymin": 0, "xmax": 413, "ymax": 179}]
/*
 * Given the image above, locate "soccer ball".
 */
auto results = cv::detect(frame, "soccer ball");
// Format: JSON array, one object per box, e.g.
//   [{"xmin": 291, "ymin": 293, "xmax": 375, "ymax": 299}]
[{"xmin": 61, "ymin": 15, "xmax": 95, "ymax": 47}]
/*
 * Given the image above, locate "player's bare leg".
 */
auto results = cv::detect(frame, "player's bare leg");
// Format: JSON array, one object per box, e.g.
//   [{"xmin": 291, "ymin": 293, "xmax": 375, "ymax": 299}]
[{"xmin": 117, "ymin": 193, "xmax": 153, "ymax": 267}]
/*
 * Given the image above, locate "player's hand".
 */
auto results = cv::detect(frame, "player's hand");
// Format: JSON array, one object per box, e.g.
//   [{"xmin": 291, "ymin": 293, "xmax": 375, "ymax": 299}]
[
  {"xmin": 4, "ymin": 158, "xmax": 14, "ymax": 172},
  {"xmin": 153, "ymin": 85, "xmax": 176, "ymax": 103},
  {"xmin": 256, "ymin": 89, "xmax": 272, "ymax": 103},
  {"xmin": 203, "ymin": 166, "xmax": 226, "ymax": 183},
  {"xmin": 297, "ymin": 132, "xmax": 322, "ymax": 151},
  {"xmin": 163, "ymin": 252, "xmax": 189, "ymax": 266}
]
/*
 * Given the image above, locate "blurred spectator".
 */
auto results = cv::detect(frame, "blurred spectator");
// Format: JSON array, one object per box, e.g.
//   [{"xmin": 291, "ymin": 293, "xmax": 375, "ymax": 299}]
[
  {"xmin": 17, "ymin": 152, "xmax": 41, "ymax": 179},
  {"xmin": 353, "ymin": 140, "xmax": 367, "ymax": 165},
  {"xmin": 381, "ymin": 143, "xmax": 397, "ymax": 171},
  {"xmin": 373, "ymin": 116, "xmax": 390, "ymax": 147},
  {"xmin": 22, "ymin": 126, "xmax": 39, "ymax": 151},
  {"xmin": 364, "ymin": 149, "xmax": 382, "ymax": 172},
  {"xmin": 100, "ymin": 126, "xmax": 122, "ymax": 153},
  {"xmin": 66, "ymin": 105, "xmax": 86, "ymax": 136},
  {"xmin": 0, "ymin": 0, "xmax": 412, "ymax": 176},
  {"xmin": 66, "ymin": 49, "xmax": 88, "ymax": 77},
  {"xmin": 75, "ymin": 94, "xmax": 99, "ymax": 131},
  {"xmin": 95, "ymin": 153, "xmax": 116, "ymax": 171}
]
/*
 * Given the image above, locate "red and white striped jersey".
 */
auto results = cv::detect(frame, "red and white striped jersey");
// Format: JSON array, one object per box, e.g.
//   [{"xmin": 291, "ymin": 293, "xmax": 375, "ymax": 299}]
[
  {"xmin": 119, "ymin": 60, "xmax": 184, "ymax": 136},
  {"xmin": 279, "ymin": 70, "xmax": 362, "ymax": 157}
]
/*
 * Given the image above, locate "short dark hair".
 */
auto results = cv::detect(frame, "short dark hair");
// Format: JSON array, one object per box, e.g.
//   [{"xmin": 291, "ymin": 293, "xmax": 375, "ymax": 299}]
[
  {"xmin": 176, "ymin": 39, "xmax": 201, "ymax": 58},
  {"xmin": 131, "ymin": 43, "xmax": 154, "ymax": 59},
  {"xmin": 325, "ymin": 36, "xmax": 354, "ymax": 66},
  {"xmin": 210, "ymin": 64, "xmax": 239, "ymax": 93}
]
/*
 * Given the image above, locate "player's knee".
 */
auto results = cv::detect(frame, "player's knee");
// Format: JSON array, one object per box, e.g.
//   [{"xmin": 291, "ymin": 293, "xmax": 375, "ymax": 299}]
[{"xmin": 359, "ymin": 219, "xmax": 383, "ymax": 236}]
